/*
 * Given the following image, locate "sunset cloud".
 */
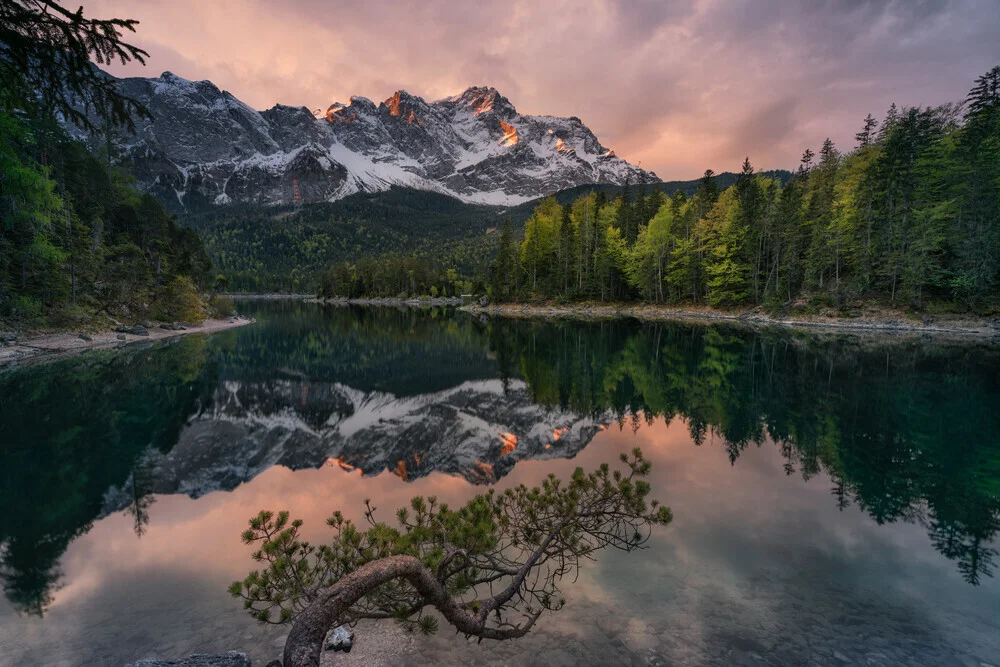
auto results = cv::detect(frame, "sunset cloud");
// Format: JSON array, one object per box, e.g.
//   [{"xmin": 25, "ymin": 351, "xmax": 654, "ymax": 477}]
[{"xmin": 90, "ymin": 0, "xmax": 1000, "ymax": 179}]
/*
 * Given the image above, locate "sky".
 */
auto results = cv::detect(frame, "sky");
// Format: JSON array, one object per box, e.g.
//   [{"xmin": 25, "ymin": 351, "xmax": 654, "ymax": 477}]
[{"xmin": 90, "ymin": 0, "xmax": 1000, "ymax": 180}]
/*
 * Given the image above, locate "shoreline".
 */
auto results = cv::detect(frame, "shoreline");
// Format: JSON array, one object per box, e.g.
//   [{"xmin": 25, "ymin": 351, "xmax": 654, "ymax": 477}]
[
  {"xmin": 0, "ymin": 316, "xmax": 255, "ymax": 368},
  {"xmin": 224, "ymin": 293, "xmax": 313, "ymax": 299},
  {"xmin": 307, "ymin": 296, "xmax": 465, "ymax": 307},
  {"xmin": 460, "ymin": 302, "xmax": 1000, "ymax": 339}
]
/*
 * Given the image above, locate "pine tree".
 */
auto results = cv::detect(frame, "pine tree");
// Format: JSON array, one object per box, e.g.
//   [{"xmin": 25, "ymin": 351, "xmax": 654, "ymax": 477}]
[
  {"xmin": 855, "ymin": 114, "xmax": 879, "ymax": 149},
  {"xmin": 557, "ymin": 202, "xmax": 575, "ymax": 293},
  {"xmin": 701, "ymin": 188, "xmax": 749, "ymax": 306},
  {"xmin": 799, "ymin": 148, "xmax": 815, "ymax": 175},
  {"xmin": 614, "ymin": 179, "xmax": 635, "ymax": 246},
  {"xmin": 0, "ymin": 0, "xmax": 151, "ymax": 132},
  {"xmin": 953, "ymin": 66, "xmax": 1000, "ymax": 304},
  {"xmin": 695, "ymin": 169, "xmax": 719, "ymax": 216},
  {"xmin": 803, "ymin": 139, "xmax": 841, "ymax": 290},
  {"xmin": 878, "ymin": 103, "xmax": 899, "ymax": 141},
  {"xmin": 489, "ymin": 219, "xmax": 515, "ymax": 301}
]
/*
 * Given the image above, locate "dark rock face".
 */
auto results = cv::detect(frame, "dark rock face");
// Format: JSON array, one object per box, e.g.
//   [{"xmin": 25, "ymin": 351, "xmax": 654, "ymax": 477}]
[
  {"xmin": 100, "ymin": 378, "xmax": 610, "ymax": 509},
  {"xmin": 125, "ymin": 651, "xmax": 251, "ymax": 667},
  {"xmin": 115, "ymin": 325, "xmax": 150, "ymax": 336},
  {"xmin": 76, "ymin": 71, "xmax": 657, "ymax": 209}
]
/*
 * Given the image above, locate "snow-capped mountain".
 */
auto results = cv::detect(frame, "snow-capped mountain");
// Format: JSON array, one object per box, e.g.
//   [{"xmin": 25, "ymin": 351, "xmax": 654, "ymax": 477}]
[
  {"xmin": 101, "ymin": 377, "xmax": 611, "ymax": 508},
  {"xmin": 84, "ymin": 71, "xmax": 657, "ymax": 208}
]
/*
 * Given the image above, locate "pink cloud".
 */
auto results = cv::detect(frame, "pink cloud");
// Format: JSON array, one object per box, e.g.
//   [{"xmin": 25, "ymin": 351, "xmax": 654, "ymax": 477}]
[{"xmin": 89, "ymin": 0, "xmax": 999, "ymax": 179}]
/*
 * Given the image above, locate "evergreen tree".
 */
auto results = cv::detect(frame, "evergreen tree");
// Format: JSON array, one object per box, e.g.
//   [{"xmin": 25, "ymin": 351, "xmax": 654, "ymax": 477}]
[
  {"xmin": 0, "ymin": 0, "xmax": 151, "ymax": 132},
  {"xmin": 695, "ymin": 169, "xmax": 719, "ymax": 216},
  {"xmin": 803, "ymin": 139, "xmax": 841, "ymax": 290},
  {"xmin": 701, "ymin": 188, "xmax": 749, "ymax": 306},
  {"xmin": 799, "ymin": 148, "xmax": 815, "ymax": 176},
  {"xmin": 953, "ymin": 66, "xmax": 1000, "ymax": 304},
  {"xmin": 855, "ymin": 114, "xmax": 879, "ymax": 149},
  {"xmin": 614, "ymin": 179, "xmax": 635, "ymax": 246},
  {"xmin": 553, "ymin": 202, "xmax": 572, "ymax": 294}
]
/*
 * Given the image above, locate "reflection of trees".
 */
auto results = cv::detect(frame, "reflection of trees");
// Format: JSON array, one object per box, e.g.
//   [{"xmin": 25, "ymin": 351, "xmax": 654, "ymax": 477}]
[
  {"xmin": 495, "ymin": 318, "xmax": 1000, "ymax": 585},
  {"xmin": 221, "ymin": 301, "xmax": 496, "ymax": 394},
  {"xmin": 1, "ymin": 305, "xmax": 996, "ymax": 622},
  {"xmin": 0, "ymin": 337, "xmax": 215, "ymax": 615},
  {"xmin": 123, "ymin": 461, "xmax": 158, "ymax": 538}
]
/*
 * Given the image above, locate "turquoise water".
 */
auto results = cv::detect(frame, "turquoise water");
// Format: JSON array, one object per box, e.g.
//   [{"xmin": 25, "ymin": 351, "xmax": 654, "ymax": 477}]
[{"xmin": 1, "ymin": 302, "xmax": 998, "ymax": 666}]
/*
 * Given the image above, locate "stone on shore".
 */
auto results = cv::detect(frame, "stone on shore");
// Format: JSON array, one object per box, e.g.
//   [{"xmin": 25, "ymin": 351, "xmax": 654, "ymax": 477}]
[
  {"xmin": 125, "ymin": 652, "xmax": 251, "ymax": 667},
  {"xmin": 115, "ymin": 324, "xmax": 150, "ymax": 336},
  {"xmin": 325, "ymin": 625, "xmax": 354, "ymax": 653}
]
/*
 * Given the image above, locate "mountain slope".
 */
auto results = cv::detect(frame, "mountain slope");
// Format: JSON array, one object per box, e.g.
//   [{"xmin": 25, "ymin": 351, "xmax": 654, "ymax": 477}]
[{"xmin": 83, "ymin": 71, "xmax": 656, "ymax": 209}]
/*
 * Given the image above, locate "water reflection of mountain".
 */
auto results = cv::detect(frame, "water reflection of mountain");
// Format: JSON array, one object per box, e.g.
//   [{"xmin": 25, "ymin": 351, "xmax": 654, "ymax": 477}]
[
  {"xmin": 101, "ymin": 377, "xmax": 607, "ymax": 507},
  {"xmin": 1, "ymin": 303, "xmax": 999, "ymax": 618}
]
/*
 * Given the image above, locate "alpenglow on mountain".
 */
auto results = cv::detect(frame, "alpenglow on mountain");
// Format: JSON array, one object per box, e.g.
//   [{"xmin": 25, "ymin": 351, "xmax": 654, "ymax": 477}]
[{"xmin": 89, "ymin": 71, "xmax": 657, "ymax": 208}]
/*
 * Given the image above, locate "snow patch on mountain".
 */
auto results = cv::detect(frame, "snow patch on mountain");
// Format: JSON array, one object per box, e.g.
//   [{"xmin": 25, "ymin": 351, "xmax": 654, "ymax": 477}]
[
  {"xmin": 84, "ymin": 71, "xmax": 657, "ymax": 208},
  {"xmin": 99, "ymin": 377, "xmax": 612, "ymax": 508}
]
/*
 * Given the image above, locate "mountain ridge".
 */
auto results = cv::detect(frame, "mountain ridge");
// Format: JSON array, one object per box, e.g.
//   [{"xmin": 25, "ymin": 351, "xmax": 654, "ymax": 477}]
[{"xmin": 78, "ymin": 70, "xmax": 657, "ymax": 208}]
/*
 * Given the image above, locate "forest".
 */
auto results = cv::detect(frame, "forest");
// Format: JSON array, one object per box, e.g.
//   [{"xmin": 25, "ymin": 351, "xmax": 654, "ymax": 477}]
[
  {"xmin": 483, "ymin": 68, "xmax": 1000, "ymax": 312},
  {"xmin": 187, "ymin": 188, "xmax": 501, "ymax": 294},
  {"xmin": 0, "ymin": 0, "xmax": 217, "ymax": 328},
  {"xmin": 188, "ymin": 172, "xmax": 794, "ymax": 295}
]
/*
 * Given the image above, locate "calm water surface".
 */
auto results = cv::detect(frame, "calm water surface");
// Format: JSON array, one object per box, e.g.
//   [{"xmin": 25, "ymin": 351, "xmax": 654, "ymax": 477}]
[{"xmin": 1, "ymin": 301, "xmax": 999, "ymax": 666}]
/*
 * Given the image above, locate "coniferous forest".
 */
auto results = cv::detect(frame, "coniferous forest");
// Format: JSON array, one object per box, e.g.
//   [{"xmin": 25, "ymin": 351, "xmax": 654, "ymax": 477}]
[
  {"xmin": 477, "ymin": 69, "xmax": 999, "ymax": 312},
  {"xmin": 0, "ymin": 1, "xmax": 215, "ymax": 328}
]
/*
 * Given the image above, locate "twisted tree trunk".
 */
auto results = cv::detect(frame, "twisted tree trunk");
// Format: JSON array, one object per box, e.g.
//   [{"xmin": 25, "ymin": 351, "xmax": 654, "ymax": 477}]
[{"xmin": 282, "ymin": 555, "xmax": 528, "ymax": 667}]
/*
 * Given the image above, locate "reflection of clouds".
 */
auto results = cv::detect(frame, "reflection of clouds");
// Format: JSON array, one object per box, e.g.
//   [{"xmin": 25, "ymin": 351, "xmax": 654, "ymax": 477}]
[
  {"xmin": 3, "ymin": 417, "xmax": 999, "ymax": 665},
  {"xmin": 587, "ymin": 420, "xmax": 1000, "ymax": 665}
]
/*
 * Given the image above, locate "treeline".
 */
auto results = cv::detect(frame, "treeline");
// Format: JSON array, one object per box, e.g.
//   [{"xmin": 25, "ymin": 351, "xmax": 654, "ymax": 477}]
[
  {"xmin": 185, "ymin": 187, "xmax": 500, "ymax": 293},
  {"xmin": 317, "ymin": 255, "xmax": 481, "ymax": 299},
  {"xmin": 0, "ymin": 2, "xmax": 216, "ymax": 326},
  {"xmin": 490, "ymin": 67, "xmax": 1000, "ymax": 311}
]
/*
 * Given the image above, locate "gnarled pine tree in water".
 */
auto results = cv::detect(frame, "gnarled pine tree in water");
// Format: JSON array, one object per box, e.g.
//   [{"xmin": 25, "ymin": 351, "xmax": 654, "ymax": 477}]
[{"xmin": 230, "ymin": 449, "xmax": 672, "ymax": 667}]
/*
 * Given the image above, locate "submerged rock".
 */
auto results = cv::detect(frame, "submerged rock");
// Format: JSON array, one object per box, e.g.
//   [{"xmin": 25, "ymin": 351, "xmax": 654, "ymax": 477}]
[
  {"xmin": 325, "ymin": 625, "xmax": 354, "ymax": 653},
  {"xmin": 125, "ymin": 652, "xmax": 251, "ymax": 667}
]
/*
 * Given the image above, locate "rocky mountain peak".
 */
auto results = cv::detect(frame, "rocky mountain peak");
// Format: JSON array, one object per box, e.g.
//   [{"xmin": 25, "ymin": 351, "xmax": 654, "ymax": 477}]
[
  {"xmin": 445, "ymin": 86, "xmax": 517, "ymax": 118},
  {"xmin": 77, "ymin": 68, "xmax": 658, "ymax": 208},
  {"xmin": 381, "ymin": 90, "xmax": 428, "ymax": 126}
]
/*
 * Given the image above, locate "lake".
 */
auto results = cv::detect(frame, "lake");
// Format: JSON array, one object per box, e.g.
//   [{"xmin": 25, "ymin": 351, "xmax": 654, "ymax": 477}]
[{"xmin": 1, "ymin": 301, "xmax": 999, "ymax": 666}]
